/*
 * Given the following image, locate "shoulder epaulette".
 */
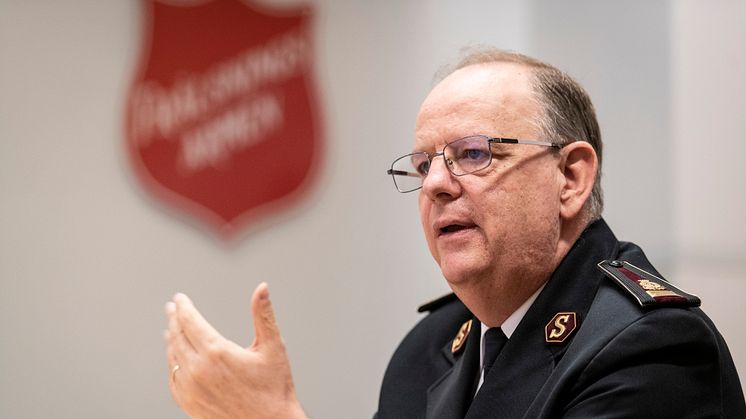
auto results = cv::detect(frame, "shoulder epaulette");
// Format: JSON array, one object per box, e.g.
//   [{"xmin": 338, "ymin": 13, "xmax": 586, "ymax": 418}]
[
  {"xmin": 597, "ymin": 260, "xmax": 701, "ymax": 308},
  {"xmin": 417, "ymin": 293, "xmax": 458, "ymax": 313}
]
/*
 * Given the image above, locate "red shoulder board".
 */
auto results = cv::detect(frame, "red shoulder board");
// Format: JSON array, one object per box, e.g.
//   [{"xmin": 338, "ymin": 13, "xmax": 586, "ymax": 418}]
[{"xmin": 598, "ymin": 260, "xmax": 701, "ymax": 308}]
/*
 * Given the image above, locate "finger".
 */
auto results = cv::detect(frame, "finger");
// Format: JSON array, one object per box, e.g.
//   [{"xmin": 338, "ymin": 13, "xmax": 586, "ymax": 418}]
[
  {"xmin": 163, "ymin": 329, "xmax": 177, "ymax": 366},
  {"xmin": 250, "ymin": 282, "xmax": 283, "ymax": 350},
  {"xmin": 165, "ymin": 301, "xmax": 192, "ymax": 401},
  {"xmin": 164, "ymin": 302, "xmax": 179, "ymax": 366},
  {"xmin": 165, "ymin": 301, "xmax": 194, "ymax": 365},
  {"xmin": 173, "ymin": 292, "xmax": 224, "ymax": 354}
]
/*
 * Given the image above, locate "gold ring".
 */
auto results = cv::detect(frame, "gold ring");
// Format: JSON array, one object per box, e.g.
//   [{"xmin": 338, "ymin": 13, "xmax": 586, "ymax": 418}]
[{"xmin": 171, "ymin": 364, "xmax": 180, "ymax": 383}]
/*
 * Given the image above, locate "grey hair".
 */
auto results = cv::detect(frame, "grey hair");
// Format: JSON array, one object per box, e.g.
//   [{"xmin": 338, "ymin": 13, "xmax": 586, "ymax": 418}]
[{"xmin": 439, "ymin": 46, "xmax": 604, "ymax": 222}]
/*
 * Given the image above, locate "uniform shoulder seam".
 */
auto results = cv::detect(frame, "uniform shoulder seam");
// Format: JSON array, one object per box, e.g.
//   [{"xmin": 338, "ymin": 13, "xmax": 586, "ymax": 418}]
[{"xmin": 417, "ymin": 293, "xmax": 458, "ymax": 313}]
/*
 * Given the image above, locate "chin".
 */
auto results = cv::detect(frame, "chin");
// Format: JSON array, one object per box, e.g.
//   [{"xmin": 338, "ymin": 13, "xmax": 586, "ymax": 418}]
[{"xmin": 439, "ymin": 257, "xmax": 487, "ymax": 287}]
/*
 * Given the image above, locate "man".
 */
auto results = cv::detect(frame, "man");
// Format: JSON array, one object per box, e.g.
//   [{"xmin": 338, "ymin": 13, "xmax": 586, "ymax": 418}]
[{"xmin": 164, "ymin": 48, "xmax": 746, "ymax": 418}]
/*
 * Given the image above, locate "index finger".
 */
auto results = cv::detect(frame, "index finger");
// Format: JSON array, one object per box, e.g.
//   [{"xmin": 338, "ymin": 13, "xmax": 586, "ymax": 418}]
[{"xmin": 173, "ymin": 293, "xmax": 224, "ymax": 354}]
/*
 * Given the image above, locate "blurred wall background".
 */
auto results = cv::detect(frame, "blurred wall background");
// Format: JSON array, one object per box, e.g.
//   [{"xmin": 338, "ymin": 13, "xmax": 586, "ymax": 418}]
[{"xmin": 1, "ymin": 0, "xmax": 743, "ymax": 417}]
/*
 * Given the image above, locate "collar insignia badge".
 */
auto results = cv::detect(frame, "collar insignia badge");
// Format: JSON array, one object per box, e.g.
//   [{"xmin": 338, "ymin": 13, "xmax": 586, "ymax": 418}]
[
  {"xmin": 545, "ymin": 312, "xmax": 577, "ymax": 343},
  {"xmin": 451, "ymin": 319, "xmax": 473, "ymax": 354}
]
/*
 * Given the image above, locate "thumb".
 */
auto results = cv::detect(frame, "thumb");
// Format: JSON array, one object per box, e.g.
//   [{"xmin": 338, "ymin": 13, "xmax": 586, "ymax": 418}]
[{"xmin": 250, "ymin": 282, "xmax": 283, "ymax": 350}]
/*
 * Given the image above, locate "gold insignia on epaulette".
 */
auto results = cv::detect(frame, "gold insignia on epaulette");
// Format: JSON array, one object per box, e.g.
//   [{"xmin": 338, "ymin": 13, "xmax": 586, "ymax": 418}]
[
  {"xmin": 638, "ymin": 279, "xmax": 665, "ymax": 290},
  {"xmin": 638, "ymin": 279, "xmax": 679, "ymax": 297},
  {"xmin": 597, "ymin": 260, "xmax": 701, "ymax": 308},
  {"xmin": 451, "ymin": 319, "xmax": 472, "ymax": 354}
]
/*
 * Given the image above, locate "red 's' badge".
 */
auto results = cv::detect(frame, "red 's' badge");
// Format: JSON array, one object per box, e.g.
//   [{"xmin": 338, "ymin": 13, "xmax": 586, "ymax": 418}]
[
  {"xmin": 125, "ymin": 0, "xmax": 323, "ymax": 239},
  {"xmin": 545, "ymin": 312, "xmax": 577, "ymax": 343}
]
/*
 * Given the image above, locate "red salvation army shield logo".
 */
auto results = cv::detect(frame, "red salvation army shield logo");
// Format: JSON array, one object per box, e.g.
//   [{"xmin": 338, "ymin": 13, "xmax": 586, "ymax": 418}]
[{"xmin": 125, "ymin": 0, "xmax": 323, "ymax": 238}]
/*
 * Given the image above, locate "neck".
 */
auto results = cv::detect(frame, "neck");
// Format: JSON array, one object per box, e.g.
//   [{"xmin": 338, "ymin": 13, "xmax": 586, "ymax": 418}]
[{"xmin": 453, "ymin": 217, "xmax": 589, "ymax": 327}]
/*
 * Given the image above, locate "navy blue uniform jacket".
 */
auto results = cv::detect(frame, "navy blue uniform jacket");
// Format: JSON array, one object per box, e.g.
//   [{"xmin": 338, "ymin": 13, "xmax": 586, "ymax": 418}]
[{"xmin": 376, "ymin": 220, "xmax": 746, "ymax": 418}]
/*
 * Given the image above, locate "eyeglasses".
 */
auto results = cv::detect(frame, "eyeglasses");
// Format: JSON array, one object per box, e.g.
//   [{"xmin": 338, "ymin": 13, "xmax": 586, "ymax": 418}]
[{"xmin": 386, "ymin": 135, "xmax": 562, "ymax": 193}]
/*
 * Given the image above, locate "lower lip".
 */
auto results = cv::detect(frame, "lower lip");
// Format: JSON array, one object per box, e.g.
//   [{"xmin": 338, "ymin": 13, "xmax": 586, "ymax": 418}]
[{"xmin": 438, "ymin": 226, "xmax": 478, "ymax": 241}]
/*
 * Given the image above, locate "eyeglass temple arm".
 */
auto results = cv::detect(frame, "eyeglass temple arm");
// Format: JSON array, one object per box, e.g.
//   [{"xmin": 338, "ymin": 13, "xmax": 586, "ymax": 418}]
[
  {"xmin": 488, "ymin": 137, "xmax": 562, "ymax": 148},
  {"xmin": 387, "ymin": 169, "xmax": 421, "ymax": 178}
]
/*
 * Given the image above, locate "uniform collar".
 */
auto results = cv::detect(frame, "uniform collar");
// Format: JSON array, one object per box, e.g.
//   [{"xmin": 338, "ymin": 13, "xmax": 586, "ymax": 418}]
[
  {"xmin": 426, "ymin": 219, "xmax": 622, "ymax": 419},
  {"xmin": 476, "ymin": 283, "xmax": 545, "ymax": 391},
  {"xmin": 466, "ymin": 218, "xmax": 621, "ymax": 417}
]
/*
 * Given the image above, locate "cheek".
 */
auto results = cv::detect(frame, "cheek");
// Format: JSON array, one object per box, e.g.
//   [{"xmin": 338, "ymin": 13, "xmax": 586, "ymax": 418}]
[
  {"xmin": 473, "ymin": 177, "xmax": 514, "ymax": 219},
  {"xmin": 476, "ymin": 169, "xmax": 560, "ymax": 234}
]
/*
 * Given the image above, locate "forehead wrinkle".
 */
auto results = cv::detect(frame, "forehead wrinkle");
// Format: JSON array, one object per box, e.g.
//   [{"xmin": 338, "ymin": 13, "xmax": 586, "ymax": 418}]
[
  {"xmin": 415, "ymin": 93, "xmax": 540, "ymax": 152},
  {"xmin": 415, "ymin": 101, "xmax": 490, "ymax": 151}
]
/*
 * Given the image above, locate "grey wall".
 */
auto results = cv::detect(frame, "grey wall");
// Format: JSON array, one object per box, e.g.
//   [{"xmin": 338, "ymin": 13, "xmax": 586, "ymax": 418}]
[
  {"xmin": 1, "ymin": 1, "xmax": 743, "ymax": 418},
  {"xmin": 670, "ymin": 0, "xmax": 746, "ymax": 374},
  {"xmin": 528, "ymin": 0, "xmax": 674, "ymax": 269}
]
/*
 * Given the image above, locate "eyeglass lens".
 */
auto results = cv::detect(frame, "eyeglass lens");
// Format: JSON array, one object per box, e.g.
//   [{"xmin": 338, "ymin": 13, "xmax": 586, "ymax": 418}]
[{"xmin": 389, "ymin": 135, "xmax": 493, "ymax": 192}]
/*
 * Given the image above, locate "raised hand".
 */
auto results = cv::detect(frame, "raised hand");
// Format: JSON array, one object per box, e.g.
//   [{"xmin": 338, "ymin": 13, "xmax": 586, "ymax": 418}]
[{"xmin": 165, "ymin": 283, "xmax": 307, "ymax": 419}]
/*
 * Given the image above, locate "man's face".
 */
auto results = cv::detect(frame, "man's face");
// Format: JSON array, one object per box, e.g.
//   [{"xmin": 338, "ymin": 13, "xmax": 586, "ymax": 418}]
[{"xmin": 415, "ymin": 63, "xmax": 564, "ymax": 294}]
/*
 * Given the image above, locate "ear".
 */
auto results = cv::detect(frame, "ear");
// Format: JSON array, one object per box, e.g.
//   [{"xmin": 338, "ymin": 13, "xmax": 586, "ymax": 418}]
[{"xmin": 558, "ymin": 141, "xmax": 598, "ymax": 220}]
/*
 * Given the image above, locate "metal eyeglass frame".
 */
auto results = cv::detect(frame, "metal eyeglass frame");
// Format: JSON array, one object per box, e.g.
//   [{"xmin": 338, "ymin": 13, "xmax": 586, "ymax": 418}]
[{"xmin": 386, "ymin": 135, "xmax": 563, "ymax": 193}]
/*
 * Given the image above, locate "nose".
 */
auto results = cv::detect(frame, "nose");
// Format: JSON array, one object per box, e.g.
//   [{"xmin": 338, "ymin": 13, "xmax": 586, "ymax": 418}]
[{"xmin": 421, "ymin": 156, "xmax": 461, "ymax": 201}]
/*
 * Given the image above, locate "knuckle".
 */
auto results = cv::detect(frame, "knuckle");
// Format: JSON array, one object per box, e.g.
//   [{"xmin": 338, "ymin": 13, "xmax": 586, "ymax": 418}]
[
  {"xmin": 190, "ymin": 359, "xmax": 210, "ymax": 382},
  {"xmin": 205, "ymin": 340, "xmax": 226, "ymax": 361},
  {"xmin": 177, "ymin": 308, "xmax": 194, "ymax": 324}
]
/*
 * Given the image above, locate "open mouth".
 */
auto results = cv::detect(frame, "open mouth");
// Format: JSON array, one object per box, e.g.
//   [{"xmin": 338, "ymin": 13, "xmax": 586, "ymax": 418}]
[{"xmin": 439, "ymin": 224, "xmax": 476, "ymax": 235}]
